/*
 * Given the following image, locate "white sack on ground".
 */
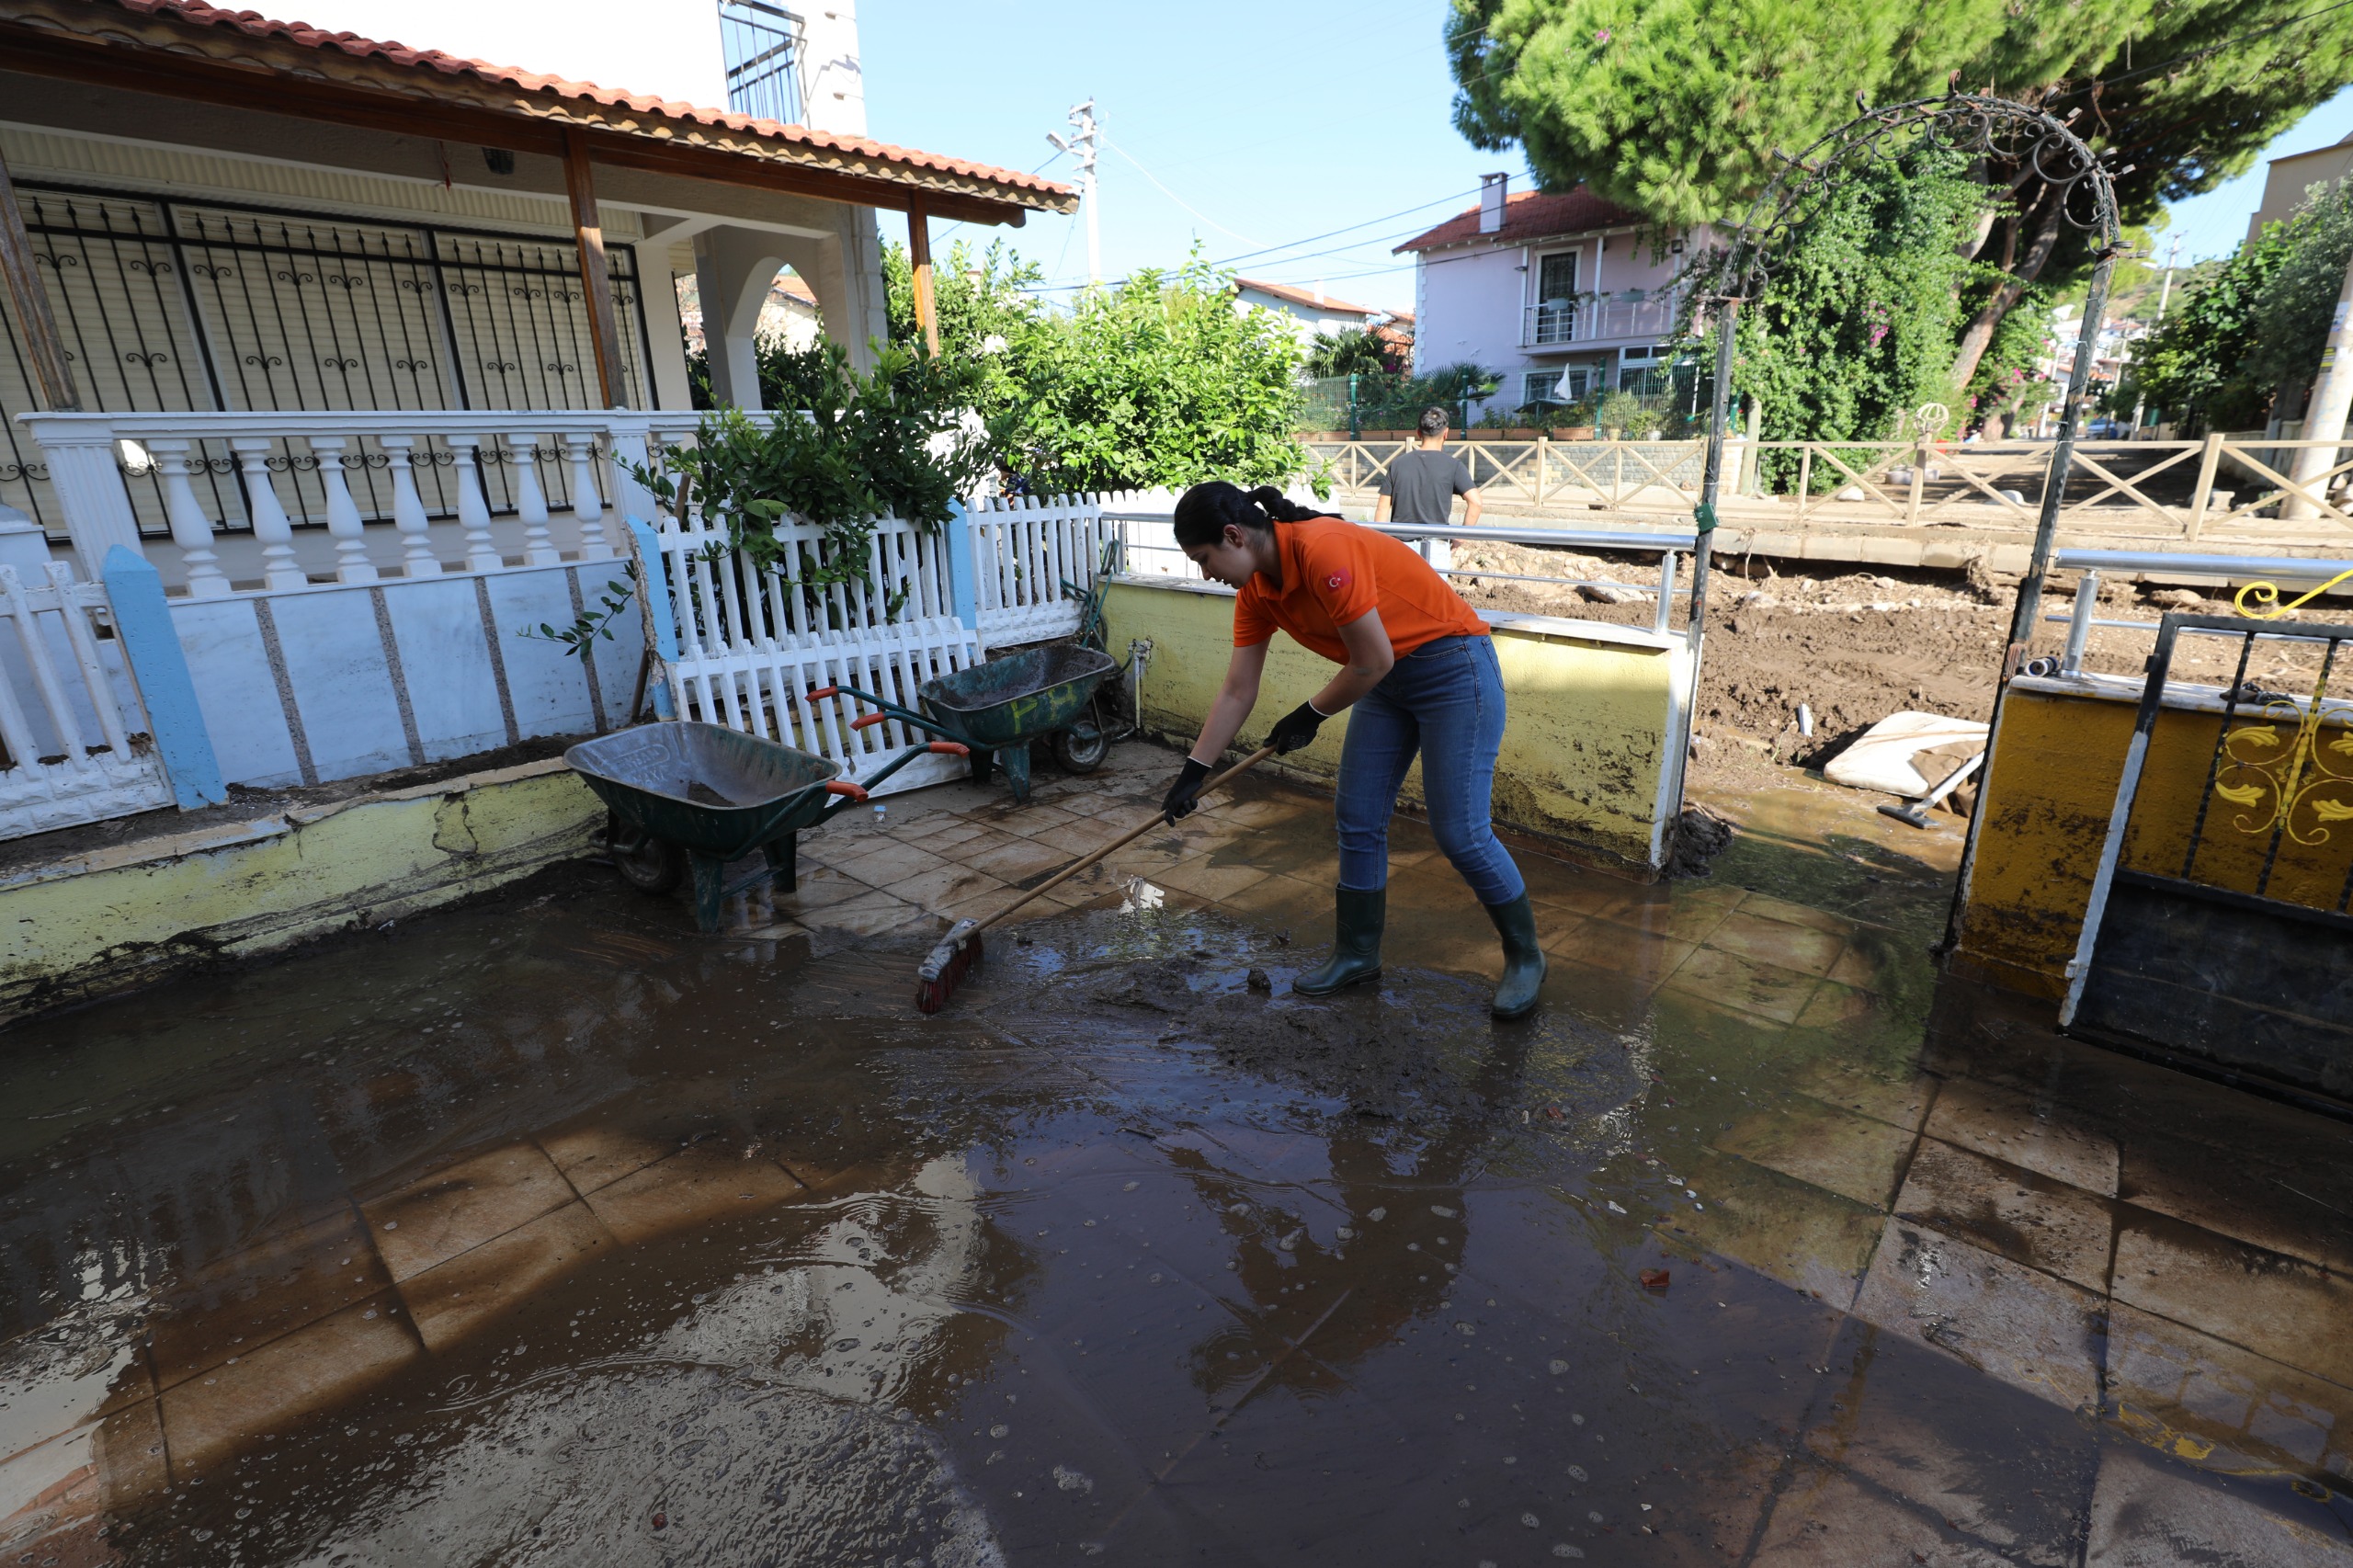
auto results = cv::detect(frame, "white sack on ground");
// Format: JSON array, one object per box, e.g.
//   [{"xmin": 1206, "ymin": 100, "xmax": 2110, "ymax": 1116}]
[{"xmin": 1822, "ymin": 710, "xmax": 1989, "ymax": 799}]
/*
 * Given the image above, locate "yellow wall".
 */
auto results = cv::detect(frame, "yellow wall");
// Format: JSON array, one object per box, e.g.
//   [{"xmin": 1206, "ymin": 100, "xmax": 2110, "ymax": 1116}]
[
  {"xmin": 1, "ymin": 761, "xmax": 604, "ymax": 1022},
  {"xmin": 1957, "ymin": 684, "xmax": 2351, "ymax": 994},
  {"xmin": 1102, "ymin": 580, "xmax": 1689, "ymax": 874}
]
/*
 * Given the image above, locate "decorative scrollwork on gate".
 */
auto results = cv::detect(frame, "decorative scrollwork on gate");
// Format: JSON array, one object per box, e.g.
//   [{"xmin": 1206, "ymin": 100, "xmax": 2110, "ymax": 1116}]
[
  {"xmin": 122, "ymin": 350, "xmax": 170, "ymax": 368},
  {"xmin": 2234, "ymin": 569, "xmax": 2353, "ymax": 620},
  {"xmin": 2213, "ymin": 696, "xmax": 2353, "ymax": 845},
  {"xmin": 32, "ymin": 252, "xmax": 80, "ymax": 268},
  {"xmin": 320, "ymin": 356, "xmax": 362, "ymax": 371}
]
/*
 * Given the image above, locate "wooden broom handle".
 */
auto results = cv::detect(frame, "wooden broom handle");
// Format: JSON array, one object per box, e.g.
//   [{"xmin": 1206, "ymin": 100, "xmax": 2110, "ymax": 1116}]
[{"xmin": 971, "ymin": 747, "xmax": 1277, "ymax": 935}]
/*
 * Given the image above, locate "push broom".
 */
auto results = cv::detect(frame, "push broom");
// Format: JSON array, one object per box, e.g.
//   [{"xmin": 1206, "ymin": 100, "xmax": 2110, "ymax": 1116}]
[{"xmin": 915, "ymin": 746, "xmax": 1276, "ymax": 1013}]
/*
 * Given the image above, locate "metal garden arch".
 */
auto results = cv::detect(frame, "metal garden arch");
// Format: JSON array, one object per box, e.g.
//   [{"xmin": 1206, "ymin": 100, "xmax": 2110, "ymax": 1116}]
[{"xmin": 1682, "ymin": 93, "xmax": 2124, "ymax": 886}]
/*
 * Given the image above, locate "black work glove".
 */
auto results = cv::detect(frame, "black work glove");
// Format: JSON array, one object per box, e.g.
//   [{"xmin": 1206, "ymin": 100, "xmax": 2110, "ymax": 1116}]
[
  {"xmin": 1266, "ymin": 699, "xmax": 1328, "ymax": 755},
  {"xmin": 1162, "ymin": 756, "xmax": 1212, "ymax": 823}
]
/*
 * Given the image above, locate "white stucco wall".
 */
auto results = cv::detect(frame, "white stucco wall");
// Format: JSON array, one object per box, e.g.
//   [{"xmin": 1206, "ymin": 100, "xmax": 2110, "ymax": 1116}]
[
  {"xmin": 1415, "ymin": 244, "xmax": 1526, "ymax": 381},
  {"xmin": 282, "ymin": 0, "xmax": 730, "ymax": 109},
  {"xmin": 1414, "ymin": 228, "xmax": 1706, "ymax": 414}
]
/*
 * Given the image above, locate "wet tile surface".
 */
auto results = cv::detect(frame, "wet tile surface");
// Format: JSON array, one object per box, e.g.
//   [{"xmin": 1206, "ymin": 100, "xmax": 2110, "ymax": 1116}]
[
  {"xmin": 1849, "ymin": 1217, "xmax": 2107, "ymax": 1413},
  {"xmin": 0, "ymin": 748, "xmax": 2347, "ymax": 1565},
  {"xmin": 1894, "ymin": 1137, "xmax": 2117, "ymax": 1291},
  {"xmin": 1925, "ymin": 1078, "xmax": 2124, "ymax": 1197}
]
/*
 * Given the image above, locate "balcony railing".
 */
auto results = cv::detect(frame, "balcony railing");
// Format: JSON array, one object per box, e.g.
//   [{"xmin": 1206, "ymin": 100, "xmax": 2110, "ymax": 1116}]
[{"xmin": 1525, "ymin": 293, "xmax": 1680, "ymax": 348}]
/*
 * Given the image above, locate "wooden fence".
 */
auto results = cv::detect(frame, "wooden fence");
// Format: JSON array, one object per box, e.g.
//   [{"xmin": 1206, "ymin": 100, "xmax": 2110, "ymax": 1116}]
[{"xmin": 1308, "ymin": 435, "xmax": 2353, "ymax": 548}]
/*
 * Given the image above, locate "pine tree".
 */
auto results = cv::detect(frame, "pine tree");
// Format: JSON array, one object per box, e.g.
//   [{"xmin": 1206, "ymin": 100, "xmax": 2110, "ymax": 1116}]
[{"xmin": 1449, "ymin": 0, "xmax": 2353, "ymax": 387}]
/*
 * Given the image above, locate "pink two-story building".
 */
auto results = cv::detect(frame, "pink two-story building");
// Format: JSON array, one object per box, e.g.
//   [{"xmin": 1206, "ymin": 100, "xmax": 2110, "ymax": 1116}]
[{"xmin": 1396, "ymin": 176, "xmax": 1700, "ymax": 416}]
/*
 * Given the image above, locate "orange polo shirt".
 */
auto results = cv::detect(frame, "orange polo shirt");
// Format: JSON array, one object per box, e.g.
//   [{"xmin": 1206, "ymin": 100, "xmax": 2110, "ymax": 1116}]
[{"xmin": 1232, "ymin": 517, "xmax": 1487, "ymax": 663}]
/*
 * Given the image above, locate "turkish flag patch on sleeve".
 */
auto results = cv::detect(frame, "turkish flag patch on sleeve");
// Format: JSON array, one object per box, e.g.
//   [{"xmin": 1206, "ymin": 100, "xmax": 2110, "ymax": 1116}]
[{"xmin": 1324, "ymin": 571, "xmax": 1349, "ymax": 591}]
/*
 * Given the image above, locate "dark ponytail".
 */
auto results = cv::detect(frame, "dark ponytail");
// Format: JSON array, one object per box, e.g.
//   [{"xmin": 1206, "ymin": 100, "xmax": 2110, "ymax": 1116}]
[
  {"xmin": 1172, "ymin": 481, "xmax": 1339, "ymax": 547},
  {"xmin": 1247, "ymin": 485, "xmax": 1341, "ymax": 523}
]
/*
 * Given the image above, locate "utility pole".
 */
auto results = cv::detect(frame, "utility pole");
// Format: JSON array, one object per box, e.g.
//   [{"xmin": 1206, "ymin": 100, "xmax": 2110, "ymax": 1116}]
[
  {"xmin": 2286, "ymin": 241, "xmax": 2353, "ymax": 521},
  {"xmin": 1046, "ymin": 99, "xmax": 1100, "ymax": 286},
  {"xmin": 2128, "ymin": 235, "xmax": 2181, "ymax": 434}
]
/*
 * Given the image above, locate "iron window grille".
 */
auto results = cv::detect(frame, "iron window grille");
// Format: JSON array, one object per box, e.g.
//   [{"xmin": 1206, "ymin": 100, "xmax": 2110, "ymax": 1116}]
[{"xmin": 0, "ymin": 182, "xmax": 657, "ymax": 540}]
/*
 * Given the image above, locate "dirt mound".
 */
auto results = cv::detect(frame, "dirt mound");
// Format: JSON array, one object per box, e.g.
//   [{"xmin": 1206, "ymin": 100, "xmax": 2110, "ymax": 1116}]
[{"xmin": 1449, "ymin": 547, "xmax": 2353, "ymax": 794}]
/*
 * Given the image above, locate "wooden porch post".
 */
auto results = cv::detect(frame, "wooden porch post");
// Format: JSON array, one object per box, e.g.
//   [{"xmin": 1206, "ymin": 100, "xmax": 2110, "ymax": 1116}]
[
  {"xmin": 0, "ymin": 148, "xmax": 79, "ymax": 410},
  {"xmin": 562, "ymin": 129, "xmax": 629, "ymax": 409},
  {"xmin": 908, "ymin": 202, "xmax": 941, "ymax": 357}
]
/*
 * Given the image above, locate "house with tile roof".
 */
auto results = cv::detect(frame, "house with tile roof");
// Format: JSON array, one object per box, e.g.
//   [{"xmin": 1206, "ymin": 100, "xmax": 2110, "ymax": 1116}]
[
  {"xmin": 0, "ymin": 0, "xmax": 1074, "ymax": 564},
  {"xmin": 1395, "ymin": 174, "xmax": 1705, "ymax": 417},
  {"xmin": 1232, "ymin": 277, "xmax": 1392, "ymax": 345},
  {"xmin": 0, "ymin": 0, "xmax": 1080, "ymax": 841}
]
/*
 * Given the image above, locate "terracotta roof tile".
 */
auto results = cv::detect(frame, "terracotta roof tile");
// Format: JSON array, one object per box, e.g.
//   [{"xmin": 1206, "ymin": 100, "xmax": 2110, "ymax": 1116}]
[
  {"xmin": 84, "ymin": 0, "xmax": 1074, "ymax": 203},
  {"xmin": 1233, "ymin": 277, "xmax": 1388, "ymax": 319},
  {"xmin": 1394, "ymin": 187, "xmax": 1644, "ymax": 253}
]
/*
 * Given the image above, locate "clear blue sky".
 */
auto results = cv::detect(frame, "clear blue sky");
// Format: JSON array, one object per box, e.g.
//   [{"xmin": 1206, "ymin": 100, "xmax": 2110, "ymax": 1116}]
[
  {"xmin": 2162, "ymin": 85, "xmax": 2353, "ymax": 261},
  {"xmin": 862, "ymin": 0, "xmax": 1521, "ymax": 314},
  {"xmin": 865, "ymin": 6, "xmax": 2353, "ymax": 306}
]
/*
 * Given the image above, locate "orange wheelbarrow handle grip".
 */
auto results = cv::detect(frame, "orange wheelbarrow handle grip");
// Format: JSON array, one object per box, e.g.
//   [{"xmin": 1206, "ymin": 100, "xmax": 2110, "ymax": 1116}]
[
  {"xmin": 927, "ymin": 741, "xmax": 971, "ymax": 756},
  {"xmin": 825, "ymin": 779, "xmax": 870, "ymax": 801},
  {"xmin": 805, "ymin": 685, "xmax": 839, "ymax": 701},
  {"xmin": 850, "ymin": 712, "xmax": 888, "ymax": 731}
]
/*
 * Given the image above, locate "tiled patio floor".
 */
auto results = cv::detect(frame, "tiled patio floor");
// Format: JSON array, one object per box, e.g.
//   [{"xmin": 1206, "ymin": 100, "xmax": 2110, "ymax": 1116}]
[{"xmin": 2, "ymin": 741, "xmax": 2349, "ymax": 1564}]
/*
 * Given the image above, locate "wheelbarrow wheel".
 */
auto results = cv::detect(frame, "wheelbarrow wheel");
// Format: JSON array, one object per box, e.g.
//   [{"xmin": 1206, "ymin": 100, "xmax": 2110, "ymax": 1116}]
[
  {"xmin": 1051, "ymin": 703, "xmax": 1110, "ymax": 775},
  {"xmin": 607, "ymin": 812, "xmax": 684, "ymax": 896}
]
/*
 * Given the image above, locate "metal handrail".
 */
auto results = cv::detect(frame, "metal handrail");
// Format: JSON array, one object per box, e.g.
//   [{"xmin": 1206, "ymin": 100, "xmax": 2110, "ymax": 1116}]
[
  {"xmin": 2042, "ymin": 550, "xmax": 2353, "ymax": 676},
  {"xmin": 2052, "ymin": 550, "xmax": 2353, "ymax": 579},
  {"xmin": 1100, "ymin": 512, "xmax": 1700, "ymax": 642}
]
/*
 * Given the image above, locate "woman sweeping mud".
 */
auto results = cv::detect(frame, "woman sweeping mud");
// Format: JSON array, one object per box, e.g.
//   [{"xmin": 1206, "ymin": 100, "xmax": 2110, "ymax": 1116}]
[{"xmin": 1160, "ymin": 482, "xmax": 1546, "ymax": 1018}]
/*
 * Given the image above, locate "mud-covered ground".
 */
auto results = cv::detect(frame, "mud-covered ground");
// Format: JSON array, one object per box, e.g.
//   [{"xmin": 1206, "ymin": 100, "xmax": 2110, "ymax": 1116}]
[
  {"xmin": 7, "ymin": 758, "xmax": 2352, "ymax": 1565},
  {"xmin": 1447, "ymin": 540, "xmax": 2353, "ymax": 795}
]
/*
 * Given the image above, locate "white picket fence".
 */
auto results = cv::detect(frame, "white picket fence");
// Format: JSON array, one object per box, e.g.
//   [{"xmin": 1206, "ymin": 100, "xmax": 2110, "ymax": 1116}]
[
  {"xmin": 965, "ymin": 494, "xmax": 1111, "ymax": 646},
  {"xmin": 965, "ymin": 488, "xmax": 1178, "ymax": 644},
  {"xmin": 0, "ymin": 562, "xmax": 172, "ymax": 835},
  {"xmin": 651, "ymin": 510, "xmax": 983, "ymax": 798}
]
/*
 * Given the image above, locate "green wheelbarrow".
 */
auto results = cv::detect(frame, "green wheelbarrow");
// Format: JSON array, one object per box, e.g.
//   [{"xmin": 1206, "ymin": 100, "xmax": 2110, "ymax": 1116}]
[
  {"xmin": 566, "ymin": 721, "xmax": 968, "ymax": 932},
  {"xmin": 804, "ymin": 643, "xmax": 1119, "ymax": 804}
]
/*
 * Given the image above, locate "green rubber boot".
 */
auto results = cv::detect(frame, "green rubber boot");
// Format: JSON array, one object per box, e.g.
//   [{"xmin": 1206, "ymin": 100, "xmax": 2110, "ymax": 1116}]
[
  {"xmin": 1484, "ymin": 893, "xmax": 1547, "ymax": 1019},
  {"xmin": 1292, "ymin": 886, "xmax": 1385, "ymax": 996}
]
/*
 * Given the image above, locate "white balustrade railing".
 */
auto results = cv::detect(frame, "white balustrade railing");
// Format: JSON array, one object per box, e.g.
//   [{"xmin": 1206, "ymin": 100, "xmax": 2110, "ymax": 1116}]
[
  {"xmin": 0, "ymin": 560, "xmax": 172, "ymax": 838},
  {"xmin": 16, "ymin": 410, "xmax": 714, "ymax": 590},
  {"xmin": 1524, "ymin": 293, "xmax": 1681, "ymax": 348}
]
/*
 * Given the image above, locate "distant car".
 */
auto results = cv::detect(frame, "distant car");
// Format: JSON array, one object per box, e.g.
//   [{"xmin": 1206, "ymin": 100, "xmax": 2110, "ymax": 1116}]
[{"xmin": 2085, "ymin": 415, "xmax": 2120, "ymax": 437}]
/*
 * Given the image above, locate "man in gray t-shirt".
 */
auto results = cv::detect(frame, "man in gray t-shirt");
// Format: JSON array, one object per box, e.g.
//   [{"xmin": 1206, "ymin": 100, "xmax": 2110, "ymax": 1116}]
[{"xmin": 1374, "ymin": 406, "xmax": 1481, "ymax": 569}]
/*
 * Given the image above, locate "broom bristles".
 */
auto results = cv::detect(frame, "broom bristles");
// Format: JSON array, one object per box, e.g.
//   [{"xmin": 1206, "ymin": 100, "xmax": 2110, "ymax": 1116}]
[{"xmin": 914, "ymin": 920, "xmax": 983, "ymax": 1014}]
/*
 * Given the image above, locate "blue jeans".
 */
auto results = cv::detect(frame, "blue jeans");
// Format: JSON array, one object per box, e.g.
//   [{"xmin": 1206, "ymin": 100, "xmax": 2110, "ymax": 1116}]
[{"xmin": 1334, "ymin": 633, "xmax": 1525, "ymax": 905}]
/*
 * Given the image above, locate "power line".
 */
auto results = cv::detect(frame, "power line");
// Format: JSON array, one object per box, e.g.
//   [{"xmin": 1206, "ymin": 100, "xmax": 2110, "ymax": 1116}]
[
  {"xmin": 1103, "ymin": 136, "xmax": 1271, "ymax": 246},
  {"xmin": 2047, "ymin": 0, "xmax": 2353, "ymax": 101},
  {"xmin": 1207, "ymin": 183, "xmax": 1490, "ymax": 268}
]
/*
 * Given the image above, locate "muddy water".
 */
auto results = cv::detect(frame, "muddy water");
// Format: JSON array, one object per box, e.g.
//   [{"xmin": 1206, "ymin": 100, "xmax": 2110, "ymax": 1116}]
[{"xmin": 0, "ymin": 834, "xmax": 2345, "ymax": 1563}]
